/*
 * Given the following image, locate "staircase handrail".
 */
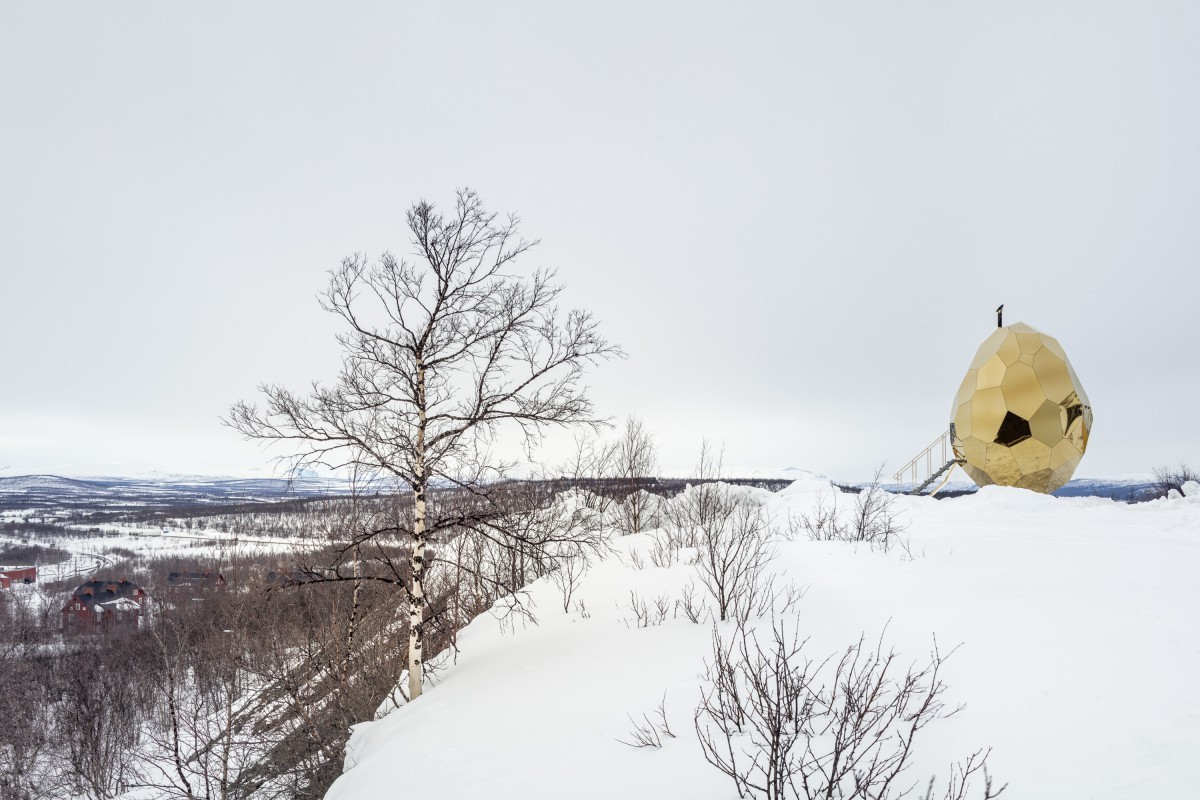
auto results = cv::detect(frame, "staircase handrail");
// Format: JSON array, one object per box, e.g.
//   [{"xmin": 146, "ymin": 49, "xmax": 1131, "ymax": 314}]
[{"xmin": 893, "ymin": 428, "xmax": 958, "ymax": 488}]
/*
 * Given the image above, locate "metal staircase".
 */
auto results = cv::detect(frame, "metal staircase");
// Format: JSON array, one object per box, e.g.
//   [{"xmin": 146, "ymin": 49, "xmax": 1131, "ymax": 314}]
[{"xmin": 894, "ymin": 428, "xmax": 963, "ymax": 496}]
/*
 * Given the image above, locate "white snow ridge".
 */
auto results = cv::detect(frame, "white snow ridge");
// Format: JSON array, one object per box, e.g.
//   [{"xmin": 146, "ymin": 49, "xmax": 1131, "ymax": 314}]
[{"xmin": 327, "ymin": 480, "xmax": 1200, "ymax": 800}]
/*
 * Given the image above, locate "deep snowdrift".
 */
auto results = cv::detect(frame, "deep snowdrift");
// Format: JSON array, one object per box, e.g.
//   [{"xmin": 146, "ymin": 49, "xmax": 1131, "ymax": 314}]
[{"xmin": 327, "ymin": 481, "xmax": 1200, "ymax": 799}]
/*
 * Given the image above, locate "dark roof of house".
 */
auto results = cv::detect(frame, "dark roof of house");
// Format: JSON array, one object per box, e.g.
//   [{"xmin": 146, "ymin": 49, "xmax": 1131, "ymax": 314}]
[{"xmin": 64, "ymin": 579, "xmax": 145, "ymax": 613}]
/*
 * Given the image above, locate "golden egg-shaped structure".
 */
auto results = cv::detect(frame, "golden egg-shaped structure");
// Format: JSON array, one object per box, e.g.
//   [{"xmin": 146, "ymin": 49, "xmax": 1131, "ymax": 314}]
[{"xmin": 951, "ymin": 322, "xmax": 1092, "ymax": 493}]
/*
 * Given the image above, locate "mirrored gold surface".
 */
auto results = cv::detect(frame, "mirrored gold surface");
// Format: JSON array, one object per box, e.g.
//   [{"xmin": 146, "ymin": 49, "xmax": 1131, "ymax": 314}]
[
  {"xmin": 970, "ymin": 329, "xmax": 1009, "ymax": 369},
  {"xmin": 997, "ymin": 334, "xmax": 1021, "ymax": 366},
  {"xmin": 954, "ymin": 400, "xmax": 973, "ymax": 439},
  {"xmin": 970, "ymin": 387, "xmax": 1007, "ymax": 443},
  {"xmin": 1016, "ymin": 332, "xmax": 1044, "ymax": 354},
  {"xmin": 1000, "ymin": 361, "xmax": 1042, "ymax": 418},
  {"xmin": 1011, "ymin": 437, "xmax": 1053, "ymax": 473},
  {"xmin": 1050, "ymin": 438, "xmax": 1080, "ymax": 470},
  {"xmin": 950, "ymin": 321, "xmax": 1092, "ymax": 494},
  {"xmin": 977, "ymin": 355, "xmax": 1006, "ymax": 390},
  {"xmin": 1029, "ymin": 400, "xmax": 1062, "ymax": 446}
]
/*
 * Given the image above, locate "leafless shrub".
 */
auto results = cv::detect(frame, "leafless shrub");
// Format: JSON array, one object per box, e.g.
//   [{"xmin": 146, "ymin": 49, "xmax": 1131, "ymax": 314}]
[
  {"xmin": 622, "ymin": 547, "xmax": 648, "ymax": 571},
  {"xmin": 661, "ymin": 442, "xmax": 732, "ymax": 552},
  {"xmin": 57, "ymin": 648, "xmax": 144, "ymax": 800},
  {"xmin": 652, "ymin": 593, "xmax": 673, "ymax": 622},
  {"xmin": 618, "ymin": 489, "xmax": 663, "ymax": 537},
  {"xmin": 693, "ymin": 494, "xmax": 776, "ymax": 624},
  {"xmin": 773, "ymin": 581, "xmax": 806, "ymax": 618},
  {"xmin": 798, "ymin": 470, "xmax": 906, "ymax": 553},
  {"xmin": 622, "ymin": 590, "xmax": 673, "ymax": 628},
  {"xmin": 420, "ymin": 486, "xmax": 609, "ymax": 635},
  {"xmin": 556, "ymin": 433, "xmax": 618, "ymax": 515},
  {"xmin": 651, "ymin": 444, "xmax": 783, "ymax": 624},
  {"xmin": 792, "ymin": 493, "xmax": 843, "ymax": 541},
  {"xmin": 614, "ymin": 417, "xmax": 661, "ymax": 536},
  {"xmin": 617, "ymin": 693, "xmax": 676, "ymax": 749},
  {"xmin": 679, "ymin": 580, "xmax": 709, "ymax": 624},
  {"xmin": 921, "ymin": 749, "xmax": 1007, "ymax": 800},
  {"xmin": 550, "ymin": 553, "xmax": 589, "ymax": 614},
  {"xmin": 648, "ymin": 527, "xmax": 681, "ymax": 568},
  {"xmin": 695, "ymin": 619, "xmax": 1005, "ymax": 800},
  {"xmin": 1150, "ymin": 462, "xmax": 1200, "ymax": 500},
  {"xmin": 0, "ymin": 652, "xmax": 63, "ymax": 800},
  {"xmin": 849, "ymin": 474, "xmax": 907, "ymax": 551}
]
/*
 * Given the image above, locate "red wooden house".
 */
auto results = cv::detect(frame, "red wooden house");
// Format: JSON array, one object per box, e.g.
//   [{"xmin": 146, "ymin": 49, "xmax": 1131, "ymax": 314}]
[
  {"xmin": 0, "ymin": 565, "xmax": 37, "ymax": 589},
  {"xmin": 61, "ymin": 578, "xmax": 148, "ymax": 635}
]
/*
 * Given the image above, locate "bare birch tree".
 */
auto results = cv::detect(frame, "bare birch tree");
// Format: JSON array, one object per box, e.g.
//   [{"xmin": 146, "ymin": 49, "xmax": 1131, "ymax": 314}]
[
  {"xmin": 228, "ymin": 189, "xmax": 620, "ymax": 700},
  {"xmin": 614, "ymin": 416, "xmax": 659, "ymax": 536}
]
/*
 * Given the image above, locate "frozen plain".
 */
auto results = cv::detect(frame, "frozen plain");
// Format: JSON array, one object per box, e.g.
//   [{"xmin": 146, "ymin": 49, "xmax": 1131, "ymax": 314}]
[{"xmin": 328, "ymin": 479, "xmax": 1200, "ymax": 800}]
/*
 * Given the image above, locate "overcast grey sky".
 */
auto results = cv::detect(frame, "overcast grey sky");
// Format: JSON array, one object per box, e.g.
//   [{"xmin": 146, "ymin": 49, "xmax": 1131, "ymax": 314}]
[{"xmin": 1, "ymin": 1, "xmax": 1197, "ymax": 481}]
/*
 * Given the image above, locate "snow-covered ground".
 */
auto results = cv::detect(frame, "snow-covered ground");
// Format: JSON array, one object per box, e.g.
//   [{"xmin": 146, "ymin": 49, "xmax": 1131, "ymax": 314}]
[
  {"xmin": 0, "ymin": 522, "xmax": 308, "ymax": 585},
  {"xmin": 327, "ymin": 480, "xmax": 1200, "ymax": 799}
]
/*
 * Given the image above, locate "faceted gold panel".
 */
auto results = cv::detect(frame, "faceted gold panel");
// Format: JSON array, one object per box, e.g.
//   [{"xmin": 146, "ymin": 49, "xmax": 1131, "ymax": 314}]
[
  {"xmin": 1016, "ymin": 332, "xmax": 1044, "ymax": 354},
  {"xmin": 997, "ymin": 334, "xmax": 1021, "ymax": 366},
  {"xmin": 1000, "ymin": 362, "xmax": 1042, "ymax": 419},
  {"xmin": 951, "ymin": 322, "xmax": 1093, "ymax": 494},
  {"xmin": 1033, "ymin": 349, "xmax": 1073, "ymax": 403},
  {"xmin": 1029, "ymin": 401, "xmax": 1062, "ymax": 446},
  {"xmin": 977, "ymin": 356, "xmax": 1006, "ymax": 390},
  {"xmin": 970, "ymin": 329, "xmax": 1008, "ymax": 369},
  {"xmin": 954, "ymin": 400, "xmax": 973, "ymax": 439},
  {"xmin": 970, "ymin": 387, "xmax": 1007, "ymax": 443},
  {"xmin": 1050, "ymin": 439, "xmax": 1081, "ymax": 470},
  {"xmin": 1011, "ymin": 437, "xmax": 1052, "ymax": 473}
]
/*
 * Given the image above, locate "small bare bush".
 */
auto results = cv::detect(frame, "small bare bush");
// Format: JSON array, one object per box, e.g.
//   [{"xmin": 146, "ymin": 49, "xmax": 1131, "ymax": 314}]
[
  {"xmin": 797, "ymin": 471, "xmax": 906, "ymax": 552},
  {"xmin": 654, "ymin": 444, "xmax": 788, "ymax": 623},
  {"xmin": 617, "ymin": 693, "xmax": 676, "ymax": 749},
  {"xmin": 1150, "ymin": 462, "xmax": 1200, "ymax": 500},
  {"xmin": 693, "ymin": 494, "xmax": 777, "ymax": 624},
  {"xmin": 622, "ymin": 590, "xmax": 674, "ymax": 628},
  {"xmin": 792, "ymin": 494, "xmax": 843, "ymax": 541},
  {"xmin": 613, "ymin": 417, "xmax": 661, "ymax": 536},
  {"xmin": 695, "ymin": 618, "xmax": 1005, "ymax": 800},
  {"xmin": 617, "ymin": 489, "xmax": 663, "ymax": 538},
  {"xmin": 621, "ymin": 547, "xmax": 648, "ymax": 571},
  {"xmin": 648, "ymin": 527, "xmax": 681, "ymax": 568},
  {"xmin": 661, "ymin": 442, "xmax": 733, "ymax": 552},
  {"xmin": 679, "ymin": 580, "xmax": 709, "ymax": 624},
  {"xmin": 550, "ymin": 552, "xmax": 590, "ymax": 613}
]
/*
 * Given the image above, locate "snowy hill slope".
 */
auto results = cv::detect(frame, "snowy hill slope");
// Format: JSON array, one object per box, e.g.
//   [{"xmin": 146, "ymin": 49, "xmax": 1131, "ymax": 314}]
[{"xmin": 327, "ymin": 481, "xmax": 1200, "ymax": 799}]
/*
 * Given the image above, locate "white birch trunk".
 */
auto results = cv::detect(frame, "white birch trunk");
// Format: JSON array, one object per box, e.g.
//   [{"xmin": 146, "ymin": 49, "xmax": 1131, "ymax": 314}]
[{"xmin": 409, "ymin": 361, "xmax": 428, "ymax": 700}]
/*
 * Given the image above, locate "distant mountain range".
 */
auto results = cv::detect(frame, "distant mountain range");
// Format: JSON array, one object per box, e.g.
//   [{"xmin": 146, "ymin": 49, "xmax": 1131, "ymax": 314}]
[
  {"xmin": 0, "ymin": 473, "xmax": 356, "ymax": 511},
  {"xmin": 882, "ymin": 477, "xmax": 1157, "ymax": 502},
  {"xmin": 1050, "ymin": 477, "xmax": 1158, "ymax": 501},
  {"xmin": 0, "ymin": 472, "xmax": 1159, "ymax": 512}
]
